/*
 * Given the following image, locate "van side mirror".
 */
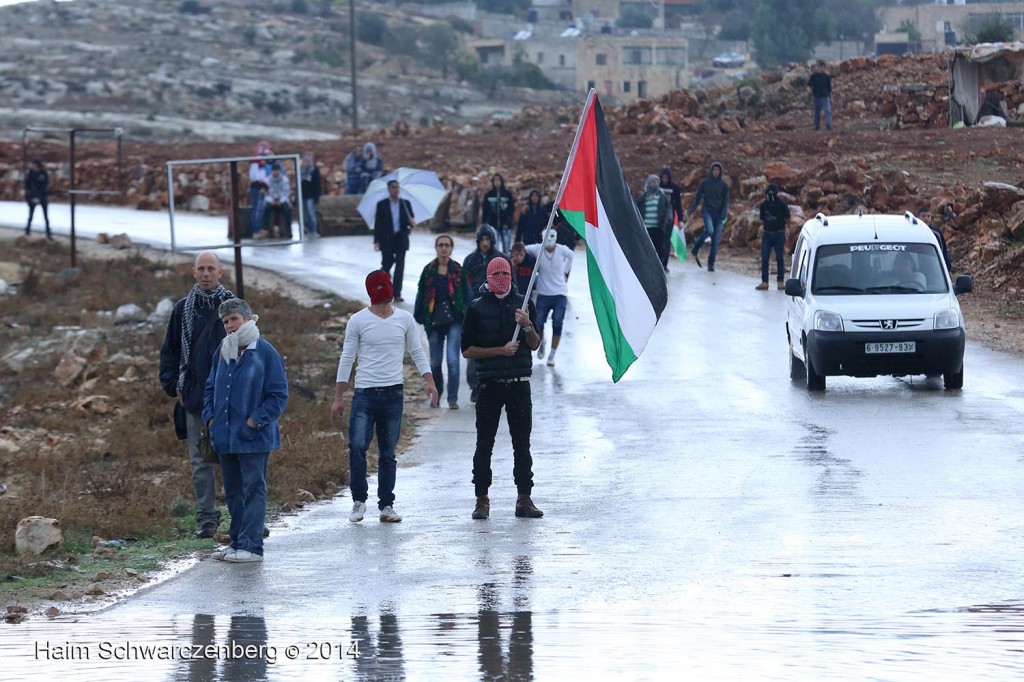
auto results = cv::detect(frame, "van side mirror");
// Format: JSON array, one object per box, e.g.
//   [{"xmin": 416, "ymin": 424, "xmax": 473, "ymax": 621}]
[
  {"xmin": 953, "ymin": 274, "xmax": 973, "ymax": 295},
  {"xmin": 784, "ymin": 278, "xmax": 804, "ymax": 297}
]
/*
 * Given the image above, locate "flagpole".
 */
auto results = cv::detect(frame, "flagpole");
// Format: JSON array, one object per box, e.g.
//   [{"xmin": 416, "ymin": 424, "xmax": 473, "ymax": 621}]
[{"xmin": 512, "ymin": 89, "xmax": 598, "ymax": 344}]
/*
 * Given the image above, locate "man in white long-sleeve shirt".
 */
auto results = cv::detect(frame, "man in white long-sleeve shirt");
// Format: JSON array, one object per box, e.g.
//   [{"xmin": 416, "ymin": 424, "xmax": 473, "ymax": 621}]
[
  {"xmin": 524, "ymin": 229, "xmax": 574, "ymax": 367},
  {"xmin": 332, "ymin": 270, "xmax": 438, "ymax": 523}
]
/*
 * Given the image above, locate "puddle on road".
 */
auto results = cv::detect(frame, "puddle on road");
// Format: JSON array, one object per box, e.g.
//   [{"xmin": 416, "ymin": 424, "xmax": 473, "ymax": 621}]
[{"xmin": 3, "ymin": 606, "xmax": 1024, "ymax": 680}]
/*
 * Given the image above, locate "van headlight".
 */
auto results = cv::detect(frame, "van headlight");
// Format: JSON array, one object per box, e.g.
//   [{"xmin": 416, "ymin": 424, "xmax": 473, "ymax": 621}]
[
  {"xmin": 813, "ymin": 310, "xmax": 844, "ymax": 332},
  {"xmin": 934, "ymin": 309, "xmax": 960, "ymax": 329}
]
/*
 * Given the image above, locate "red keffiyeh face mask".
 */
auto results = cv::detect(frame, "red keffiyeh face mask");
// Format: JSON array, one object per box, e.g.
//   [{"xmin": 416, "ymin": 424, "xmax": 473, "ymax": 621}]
[
  {"xmin": 365, "ymin": 271, "xmax": 393, "ymax": 304},
  {"xmin": 486, "ymin": 258, "xmax": 512, "ymax": 297}
]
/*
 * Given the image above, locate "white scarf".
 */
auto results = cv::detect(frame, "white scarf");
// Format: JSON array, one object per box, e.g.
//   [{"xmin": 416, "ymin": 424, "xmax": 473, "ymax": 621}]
[{"xmin": 220, "ymin": 316, "xmax": 261, "ymax": 362}]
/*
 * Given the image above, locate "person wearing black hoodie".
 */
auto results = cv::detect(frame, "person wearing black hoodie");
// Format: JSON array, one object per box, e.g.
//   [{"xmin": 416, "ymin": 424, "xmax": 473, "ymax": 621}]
[
  {"xmin": 516, "ymin": 189, "xmax": 549, "ymax": 245},
  {"xmin": 24, "ymin": 159, "xmax": 51, "ymax": 239},
  {"xmin": 482, "ymin": 174, "xmax": 516, "ymax": 255},
  {"xmin": 756, "ymin": 183, "xmax": 790, "ymax": 290},
  {"xmin": 688, "ymin": 161, "xmax": 730, "ymax": 272},
  {"xmin": 460, "ymin": 224, "xmax": 510, "ymax": 402},
  {"xmin": 659, "ymin": 166, "xmax": 684, "ymax": 226}
]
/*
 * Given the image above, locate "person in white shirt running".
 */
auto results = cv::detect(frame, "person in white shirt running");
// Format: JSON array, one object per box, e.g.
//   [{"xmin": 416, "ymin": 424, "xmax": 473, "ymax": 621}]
[
  {"xmin": 332, "ymin": 270, "xmax": 438, "ymax": 523},
  {"xmin": 524, "ymin": 229, "xmax": 574, "ymax": 367}
]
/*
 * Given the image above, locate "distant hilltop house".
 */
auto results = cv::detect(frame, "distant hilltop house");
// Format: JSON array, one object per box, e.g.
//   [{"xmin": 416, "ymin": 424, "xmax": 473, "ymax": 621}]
[
  {"xmin": 467, "ymin": 0, "xmax": 691, "ymax": 101},
  {"xmin": 878, "ymin": 1, "xmax": 1024, "ymax": 52}
]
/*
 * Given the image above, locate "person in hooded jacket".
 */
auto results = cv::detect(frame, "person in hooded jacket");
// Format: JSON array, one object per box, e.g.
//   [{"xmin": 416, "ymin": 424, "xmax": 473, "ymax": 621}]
[
  {"xmin": 359, "ymin": 142, "xmax": 384, "ymax": 194},
  {"xmin": 516, "ymin": 189, "xmax": 549, "ymax": 245},
  {"xmin": 482, "ymin": 174, "xmax": 516, "ymax": 254},
  {"xmin": 688, "ymin": 162, "xmax": 730, "ymax": 271},
  {"xmin": 757, "ymin": 183, "xmax": 790, "ymax": 290},
  {"xmin": 343, "ymin": 145, "xmax": 364, "ymax": 195},
  {"xmin": 460, "ymin": 224, "xmax": 510, "ymax": 402},
  {"xmin": 659, "ymin": 166, "xmax": 684, "ymax": 226},
  {"xmin": 300, "ymin": 153, "xmax": 322, "ymax": 237},
  {"xmin": 635, "ymin": 174, "xmax": 673, "ymax": 271},
  {"xmin": 24, "ymin": 158, "xmax": 51, "ymax": 239}
]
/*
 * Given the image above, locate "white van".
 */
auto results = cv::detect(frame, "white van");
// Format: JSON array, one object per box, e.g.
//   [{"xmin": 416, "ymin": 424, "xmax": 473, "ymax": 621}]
[{"xmin": 784, "ymin": 212, "xmax": 973, "ymax": 391}]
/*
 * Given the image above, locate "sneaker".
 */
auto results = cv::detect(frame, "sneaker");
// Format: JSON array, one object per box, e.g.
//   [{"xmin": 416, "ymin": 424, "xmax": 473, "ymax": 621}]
[
  {"xmin": 546, "ymin": 356, "xmax": 555, "ymax": 367},
  {"xmin": 349, "ymin": 501, "xmax": 367, "ymax": 523},
  {"xmin": 693, "ymin": 253, "xmax": 702, "ymax": 269},
  {"xmin": 537, "ymin": 337, "xmax": 546, "ymax": 359},
  {"xmin": 212, "ymin": 547, "xmax": 235, "ymax": 561},
  {"xmin": 224, "ymin": 550, "xmax": 263, "ymax": 563},
  {"xmin": 379, "ymin": 506, "xmax": 402, "ymax": 523},
  {"xmin": 755, "ymin": 282, "xmax": 769, "ymax": 291},
  {"xmin": 515, "ymin": 495, "xmax": 544, "ymax": 518},
  {"xmin": 472, "ymin": 496, "xmax": 490, "ymax": 520},
  {"xmin": 708, "ymin": 266, "xmax": 715, "ymax": 272},
  {"xmin": 777, "ymin": 281, "xmax": 785, "ymax": 290},
  {"xmin": 195, "ymin": 522, "xmax": 217, "ymax": 539},
  {"xmin": 448, "ymin": 401, "xmax": 459, "ymax": 410},
  {"xmin": 263, "ymin": 527, "xmax": 271, "ymax": 538}
]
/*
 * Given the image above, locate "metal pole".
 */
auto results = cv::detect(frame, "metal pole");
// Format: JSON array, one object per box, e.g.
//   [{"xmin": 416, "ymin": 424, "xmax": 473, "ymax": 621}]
[
  {"xmin": 349, "ymin": 0, "xmax": 358, "ymax": 129},
  {"xmin": 69, "ymin": 130, "xmax": 77, "ymax": 268},
  {"xmin": 166, "ymin": 163, "xmax": 177, "ymax": 252},
  {"xmin": 229, "ymin": 160, "xmax": 245, "ymax": 300}
]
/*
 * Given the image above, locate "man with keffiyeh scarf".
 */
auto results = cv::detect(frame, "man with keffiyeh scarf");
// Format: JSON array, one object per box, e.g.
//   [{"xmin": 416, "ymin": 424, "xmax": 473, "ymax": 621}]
[{"xmin": 160, "ymin": 252, "xmax": 235, "ymax": 539}]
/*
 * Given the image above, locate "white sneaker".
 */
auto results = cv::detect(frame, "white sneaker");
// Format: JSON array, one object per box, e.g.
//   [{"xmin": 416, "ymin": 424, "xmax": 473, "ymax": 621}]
[
  {"xmin": 379, "ymin": 505, "xmax": 402, "ymax": 523},
  {"xmin": 546, "ymin": 356, "xmax": 555, "ymax": 367},
  {"xmin": 349, "ymin": 501, "xmax": 367, "ymax": 523},
  {"xmin": 537, "ymin": 337, "xmax": 546, "ymax": 359},
  {"xmin": 224, "ymin": 549, "xmax": 263, "ymax": 563},
  {"xmin": 212, "ymin": 546, "xmax": 234, "ymax": 561}
]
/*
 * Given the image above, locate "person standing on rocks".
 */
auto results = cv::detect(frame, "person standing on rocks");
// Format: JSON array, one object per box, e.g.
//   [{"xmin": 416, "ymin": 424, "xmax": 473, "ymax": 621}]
[
  {"xmin": 160, "ymin": 252, "xmax": 235, "ymax": 539},
  {"xmin": 373, "ymin": 180, "xmax": 415, "ymax": 303},
  {"xmin": 756, "ymin": 183, "xmax": 790, "ymax": 290},
  {"xmin": 24, "ymin": 159, "xmax": 51, "ymax": 239},
  {"xmin": 461, "ymin": 258, "xmax": 543, "ymax": 520},
  {"xmin": 332, "ymin": 270, "xmax": 438, "ymax": 524},
  {"xmin": 688, "ymin": 162, "xmax": 730, "ymax": 272},
  {"xmin": 809, "ymin": 61, "xmax": 833, "ymax": 131},
  {"xmin": 482, "ymin": 174, "xmax": 516, "ymax": 255}
]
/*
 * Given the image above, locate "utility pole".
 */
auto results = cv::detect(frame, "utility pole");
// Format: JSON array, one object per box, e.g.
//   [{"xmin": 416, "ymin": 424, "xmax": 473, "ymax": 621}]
[{"xmin": 349, "ymin": 0, "xmax": 358, "ymax": 129}]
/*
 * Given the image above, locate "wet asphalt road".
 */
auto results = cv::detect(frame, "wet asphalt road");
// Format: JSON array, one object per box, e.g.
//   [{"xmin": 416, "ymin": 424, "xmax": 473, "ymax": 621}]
[{"xmin": 3, "ymin": 204, "xmax": 1024, "ymax": 680}]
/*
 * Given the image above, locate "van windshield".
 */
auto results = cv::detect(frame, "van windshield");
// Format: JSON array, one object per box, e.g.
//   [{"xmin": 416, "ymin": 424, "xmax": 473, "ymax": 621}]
[{"xmin": 811, "ymin": 242, "xmax": 948, "ymax": 295}]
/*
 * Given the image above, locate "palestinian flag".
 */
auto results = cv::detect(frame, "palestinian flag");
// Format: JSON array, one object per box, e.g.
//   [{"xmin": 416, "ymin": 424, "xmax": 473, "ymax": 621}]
[
  {"xmin": 671, "ymin": 225, "xmax": 688, "ymax": 261},
  {"xmin": 555, "ymin": 91, "xmax": 668, "ymax": 382}
]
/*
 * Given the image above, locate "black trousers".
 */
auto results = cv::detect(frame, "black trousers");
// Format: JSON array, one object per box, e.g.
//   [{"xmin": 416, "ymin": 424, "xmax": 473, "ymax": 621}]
[
  {"xmin": 473, "ymin": 379, "xmax": 533, "ymax": 496},
  {"xmin": 26, "ymin": 199, "xmax": 50, "ymax": 234},
  {"xmin": 647, "ymin": 228, "xmax": 668, "ymax": 267},
  {"xmin": 381, "ymin": 247, "xmax": 407, "ymax": 298}
]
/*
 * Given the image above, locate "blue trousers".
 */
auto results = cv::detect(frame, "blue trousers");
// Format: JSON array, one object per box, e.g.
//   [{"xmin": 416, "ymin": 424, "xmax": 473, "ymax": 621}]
[
  {"xmin": 814, "ymin": 97, "xmax": 832, "ymax": 131},
  {"xmin": 348, "ymin": 385, "xmax": 404, "ymax": 510},
  {"xmin": 219, "ymin": 451, "xmax": 270, "ymax": 556},
  {"xmin": 693, "ymin": 210, "xmax": 725, "ymax": 269},
  {"xmin": 428, "ymin": 323, "xmax": 461, "ymax": 404}
]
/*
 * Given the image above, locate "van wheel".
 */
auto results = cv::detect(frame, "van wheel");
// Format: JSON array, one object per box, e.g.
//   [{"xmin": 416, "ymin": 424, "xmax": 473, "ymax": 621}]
[
  {"xmin": 789, "ymin": 348, "xmax": 806, "ymax": 382},
  {"xmin": 944, "ymin": 365, "xmax": 964, "ymax": 390},
  {"xmin": 805, "ymin": 349, "xmax": 826, "ymax": 391}
]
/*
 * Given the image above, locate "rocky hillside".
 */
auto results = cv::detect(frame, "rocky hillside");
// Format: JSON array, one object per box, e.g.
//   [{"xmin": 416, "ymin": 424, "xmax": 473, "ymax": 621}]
[{"xmin": 0, "ymin": 0, "xmax": 569, "ymax": 141}]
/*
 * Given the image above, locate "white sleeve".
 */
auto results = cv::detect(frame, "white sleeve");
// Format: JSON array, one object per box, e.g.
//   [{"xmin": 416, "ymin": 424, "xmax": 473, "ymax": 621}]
[
  {"xmin": 336, "ymin": 314, "xmax": 360, "ymax": 383},
  {"xmin": 404, "ymin": 315, "xmax": 432, "ymax": 376},
  {"xmin": 249, "ymin": 163, "xmax": 262, "ymax": 182},
  {"xmin": 525, "ymin": 244, "xmax": 541, "ymax": 258},
  {"xmin": 561, "ymin": 246, "xmax": 573, "ymax": 276}
]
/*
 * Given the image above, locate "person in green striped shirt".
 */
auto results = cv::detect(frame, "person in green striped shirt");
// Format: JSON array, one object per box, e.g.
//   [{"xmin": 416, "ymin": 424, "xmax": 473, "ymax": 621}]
[{"xmin": 634, "ymin": 174, "xmax": 673, "ymax": 273}]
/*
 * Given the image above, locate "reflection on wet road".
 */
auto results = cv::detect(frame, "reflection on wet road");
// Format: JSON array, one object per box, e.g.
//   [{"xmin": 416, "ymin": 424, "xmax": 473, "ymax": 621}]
[{"xmin": 2, "ymin": 216, "xmax": 1024, "ymax": 679}]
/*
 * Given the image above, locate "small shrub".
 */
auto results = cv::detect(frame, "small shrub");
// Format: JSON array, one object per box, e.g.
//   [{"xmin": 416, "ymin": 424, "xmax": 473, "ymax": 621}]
[{"xmin": 178, "ymin": 0, "xmax": 211, "ymax": 15}]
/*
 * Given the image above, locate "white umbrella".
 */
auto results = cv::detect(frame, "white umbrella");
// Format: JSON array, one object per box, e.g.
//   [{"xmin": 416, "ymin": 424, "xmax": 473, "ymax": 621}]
[{"xmin": 357, "ymin": 167, "xmax": 447, "ymax": 231}]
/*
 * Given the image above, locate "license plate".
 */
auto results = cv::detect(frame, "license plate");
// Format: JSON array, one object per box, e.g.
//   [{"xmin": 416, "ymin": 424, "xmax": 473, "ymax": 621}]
[{"xmin": 865, "ymin": 342, "xmax": 916, "ymax": 354}]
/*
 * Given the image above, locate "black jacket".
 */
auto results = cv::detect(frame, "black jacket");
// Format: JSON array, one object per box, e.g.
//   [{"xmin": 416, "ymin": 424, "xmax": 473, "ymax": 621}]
[
  {"xmin": 482, "ymin": 187, "xmax": 516, "ymax": 231},
  {"xmin": 461, "ymin": 292, "xmax": 537, "ymax": 381},
  {"xmin": 373, "ymin": 197, "xmax": 414, "ymax": 253},
  {"xmin": 513, "ymin": 251, "xmax": 536, "ymax": 296},
  {"xmin": 759, "ymin": 196, "xmax": 790, "ymax": 232},
  {"xmin": 516, "ymin": 202, "xmax": 549, "ymax": 245},
  {"xmin": 301, "ymin": 166, "xmax": 322, "ymax": 202},
  {"xmin": 25, "ymin": 168, "xmax": 49, "ymax": 202},
  {"xmin": 689, "ymin": 163, "xmax": 730, "ymax": 217},
  {"xmin": 159, "ymin": 298, "xmax": 228, "ymax": 415},
  {"xmin": 462, "ymin": 225, "xmax": 508, "ymax": 302},
  {"xmin": 809, "ymin": 72, "xmax": 832, "ymax": 99}
]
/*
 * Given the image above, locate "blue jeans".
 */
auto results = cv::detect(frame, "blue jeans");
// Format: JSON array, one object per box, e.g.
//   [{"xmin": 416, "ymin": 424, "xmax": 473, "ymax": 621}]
[
  {"xmin": 535, "ymin": 294, "xmax": 567, "ymax": 337},
  {"xmin": 428, "ymin": 323, "xmax": 461, "ymax": 404},
  {"xmin": 248, "ymin": 185, "xmax": 264, "ymax": 238},
  {"xmin": 498, "ymin": 227, "xmax": 512, "ymax": 255},
  {"xmin": 349, "ymin": 385, "xmax": 404, "ymax": 510},
  {"xmin": 346, "ymin": 177, "xmax": 361, "ymax": 195},
  {"xmin": 219, "ymin": 451, "xmax": 270, "ymax": 556},
  {"xmin": 693, "ymin": 210, "xmax": 725, "ymax": 269},
  {"xmin": 814, "ymin": 97, "xmax": 832, "ymax": 131},
  {"xmin": 303, "ymin": 198, "xmax": 318, "ymax": 234},
  {"xmin": 761, "ymin": 230, "xmax": 786, "ymax": 283}
]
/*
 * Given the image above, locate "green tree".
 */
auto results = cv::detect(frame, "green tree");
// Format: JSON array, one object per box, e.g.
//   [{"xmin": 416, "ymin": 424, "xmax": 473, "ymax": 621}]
[
  {"xmin": 384, "ymin": 26, "xmax": 422, "ymax": 58},
  {"xmin": 751, "ymin": 0, "xmax": 824, "ymax": 68},
  {"xmin": 357, "ymin": 12, "xmax": 388, "ymax": 46},
  {"xmin": 718, "ymin": 9, "xmax": 752, "ymax": 42},
  {"xmin": 897, "ymin": 19, "xmax": 922, "ymax": 43},
  {"xmin": 969, "ymin": 14, "xmax": 1016, "ymax": 44},
  {"xmin": 422, "ymin": 23, "xmax": 460, "ymax": 80},
  {"xmin": 819, "ymin": 0, "xmax": 880, "ymax": 46},
  {"xmin": 617, "ymin": 5, "xmax": 654, "ymax": 29},
  {"xmin": 453, "ymin": 49, "xmax": 481, "ymax": 82}
]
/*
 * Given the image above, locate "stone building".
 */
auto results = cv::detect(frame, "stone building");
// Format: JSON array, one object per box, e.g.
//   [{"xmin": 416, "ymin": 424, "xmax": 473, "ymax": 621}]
[{"xmin": 576, "ymin": 35, "xmax": 688, "ymax": 101}]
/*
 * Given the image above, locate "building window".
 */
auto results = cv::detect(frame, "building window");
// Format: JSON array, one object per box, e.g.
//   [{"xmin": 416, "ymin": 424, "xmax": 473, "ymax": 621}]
[
  {"xmin": 596, "ymin": 53, "xmax": 607, "ymax": 66},
  {"xmin": 622, "ymin": 46, "xmax": 653, "ymax": 66},
  {"xmin": 638, "ymin": 80, "xmax": 647, "ymax": 98},
  {"xmin": 587, "ymin": 80, "xmax": 596, "ymax": 91},
  {"xmin": 656, "ymin": 47, "xmax": 687, "ymax": 66},
  {"xmin": 559, "ymin": 54, "xmax": 566, "ymax": 66},
  {"xmin": 623, "ymin": 81, "xmax": 631, "ymax": 93},
  {"xmin": 537, "ymin": 52, "xmax": 544, "ymax": 64}
]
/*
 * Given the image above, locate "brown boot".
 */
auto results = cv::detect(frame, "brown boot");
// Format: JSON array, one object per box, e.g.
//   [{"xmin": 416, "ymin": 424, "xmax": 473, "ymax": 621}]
[
  {"xmin": 472, "ymin": 496, "xmax": 489, "ymax": 520},
  {"xmin": 515, "ymin": 494, "xmax": 543, "ymax": 518}
]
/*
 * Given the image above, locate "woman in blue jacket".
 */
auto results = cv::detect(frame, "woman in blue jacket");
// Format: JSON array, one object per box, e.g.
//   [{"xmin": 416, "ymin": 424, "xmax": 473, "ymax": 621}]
[{"xmin": 203, "ymin": 299, "xmax": 288, "ymax": 564}]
